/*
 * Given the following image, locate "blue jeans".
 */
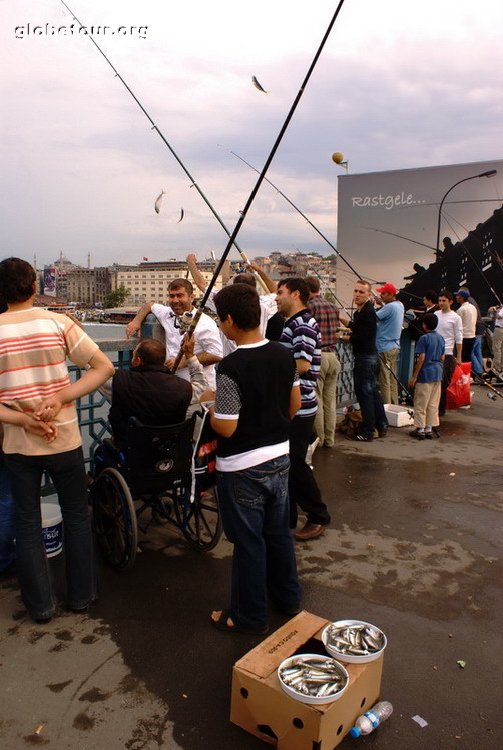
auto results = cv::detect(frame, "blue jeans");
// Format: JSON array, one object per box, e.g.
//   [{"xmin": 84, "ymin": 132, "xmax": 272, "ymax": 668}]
[
  {"xmin": 217, "ymin": 455, "xmax": 302, "ymax": 630},
  {"xmin": 471, "ymin": 335, "xmax": 483, "ymax": 375},
  {"xmin": 353, "ymin": 354, "xmax": 388, "ymax": 437},
  {"xmin": 4, "ymin": 448, "xmax": 97, "ymax": 620},
  {"xmin": 0, "ymin": 457, "xmax": 16, "ymax": 572}
]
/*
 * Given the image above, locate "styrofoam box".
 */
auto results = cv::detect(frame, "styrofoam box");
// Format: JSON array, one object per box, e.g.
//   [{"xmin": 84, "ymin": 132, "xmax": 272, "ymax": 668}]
[{"xmin": 384, "ymin": 404, "xmax": 414, "ymax": 427}]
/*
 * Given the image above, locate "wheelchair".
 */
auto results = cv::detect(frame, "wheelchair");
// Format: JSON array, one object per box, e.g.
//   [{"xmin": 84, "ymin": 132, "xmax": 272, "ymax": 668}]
[{"xmin": 91, "ymin": 409, "xmax": 222, "ymax": 572}]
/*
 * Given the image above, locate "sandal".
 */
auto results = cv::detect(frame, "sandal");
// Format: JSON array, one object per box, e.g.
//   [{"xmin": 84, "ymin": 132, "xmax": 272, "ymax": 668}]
[{"xmin": 210, "ymin": 609, "xmax": 269, "ymax": 635}]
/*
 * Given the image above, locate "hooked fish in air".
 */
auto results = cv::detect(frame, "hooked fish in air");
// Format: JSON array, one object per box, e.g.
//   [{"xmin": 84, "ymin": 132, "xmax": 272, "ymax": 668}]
[
  {"xmin": 252, "ymin": 76, "xmax": 268, "ymax": 94},
  {"xmin": 178, "ymin": 208, "xmax": 185, "ymax": 223},
  {"xmin": 154, "ymin": 190, "xmax": 166, "ymax": 214}
]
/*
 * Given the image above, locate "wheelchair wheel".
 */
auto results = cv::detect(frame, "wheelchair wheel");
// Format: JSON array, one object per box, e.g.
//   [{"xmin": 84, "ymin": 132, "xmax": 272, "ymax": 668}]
[
  {"xmin": 174, "ymin": 485, "xmax": 222, "ymax": 552},
  {"xmin": 92, "ymin": 468, "xmax": 138, "ymax": 571}
]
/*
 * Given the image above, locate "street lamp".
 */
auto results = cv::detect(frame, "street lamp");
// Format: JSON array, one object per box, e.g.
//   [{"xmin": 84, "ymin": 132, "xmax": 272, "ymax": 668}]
[
  {"xmin": 435, "ymin": 169, "xmax": 497, "ymax": 259},
  {"xmin": 332, "ymin": 151, "xmax": 348, "ymax": 173}
]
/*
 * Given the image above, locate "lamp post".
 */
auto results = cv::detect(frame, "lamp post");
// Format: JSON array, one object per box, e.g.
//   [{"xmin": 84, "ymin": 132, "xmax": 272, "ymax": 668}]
[
  {"xmin": 332, "ymin": 151, "xmax": 349, "ymax": 173},
  {"xmin": 435, "ymin": 169, "xmax": 497, "ymax": 259}
]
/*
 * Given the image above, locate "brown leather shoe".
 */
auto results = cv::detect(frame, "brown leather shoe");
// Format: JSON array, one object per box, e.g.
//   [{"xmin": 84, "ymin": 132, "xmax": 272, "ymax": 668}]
[{"xmin": 294, "ymin": 522, "xmax": 324, "ymax": 541}]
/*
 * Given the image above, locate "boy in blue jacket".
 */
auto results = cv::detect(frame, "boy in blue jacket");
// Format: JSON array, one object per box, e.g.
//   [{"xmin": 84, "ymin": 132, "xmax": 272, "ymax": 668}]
[{"xmin": 409, "ymin": 314, "xmax": 445, "ymax": 440}]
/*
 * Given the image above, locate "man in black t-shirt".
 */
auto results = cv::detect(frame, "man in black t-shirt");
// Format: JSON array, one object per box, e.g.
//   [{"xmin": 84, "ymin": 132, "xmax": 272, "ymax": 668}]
[
  {"xmin": 340, "ymin": 280, "xmax": 387, "ymax": 441},
  {"xmin": 206, "ymin": 284, "xmax": 302, "ymax": 635}
]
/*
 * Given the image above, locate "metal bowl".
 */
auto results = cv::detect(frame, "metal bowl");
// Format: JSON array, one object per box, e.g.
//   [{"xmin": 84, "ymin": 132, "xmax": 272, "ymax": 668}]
[
  {"xmin": 277, "ymin": 653, "xmax": 349, "ymax": 705},
  {"xmin": 322, "ymin": 619, "xmax": 387, "ymax": 664}
]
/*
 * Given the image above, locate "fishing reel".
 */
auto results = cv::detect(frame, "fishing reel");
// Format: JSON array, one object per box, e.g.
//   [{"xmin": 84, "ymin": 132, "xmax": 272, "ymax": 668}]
[{"xmin": 173, "ymin": 311, "xmax": 194, "ymax": 333}]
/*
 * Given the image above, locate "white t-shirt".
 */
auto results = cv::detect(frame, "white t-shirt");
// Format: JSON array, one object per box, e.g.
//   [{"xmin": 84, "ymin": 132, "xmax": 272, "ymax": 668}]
[
  {"xmin": 151, "ymin": 304, "xmax": 222, "ymax": 389},
  {"xmin": 456, "ymin": 301, "xmax": 477, "ymax": 338},
  {"xmin": 434, "ymin": 310, "xmax": 463, "ymax": 355},
  {"xmin": 205, "ymin": 289, "xmax": 278, "ymax": 357}
]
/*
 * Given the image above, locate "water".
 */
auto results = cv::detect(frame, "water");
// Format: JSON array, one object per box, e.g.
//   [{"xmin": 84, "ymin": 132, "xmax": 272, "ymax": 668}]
[{"xmin": 83, "ymin": 322, "xmax": 126, "ymax": 341}]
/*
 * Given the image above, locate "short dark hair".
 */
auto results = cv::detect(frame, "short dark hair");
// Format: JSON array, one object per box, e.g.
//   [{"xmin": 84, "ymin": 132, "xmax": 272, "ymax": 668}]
[
  {"xmin": 277, "ymin": 277, "xmax": 310, "ymax": 305},
  {"xmin": 133, "ymin": 338, "xmax": 166, "ymax": 366},
  {"xmin": 422, "ymin": 313, "xmax": 438, "ymax": 331},
  {"xmin": 355, "ymin": 279, "xmax": 372, "ymax": 291},
  {"xmin": 305, "ymin": 276, "xmax": 320, "ymax": 294},
  {"xmin": 168, "ymin": 278, "xmax": 193, "ymax": 295},
  {"xmin": 214, "ymin": 283, "xmax": 260, "ymax": 330},
  {"xmin": 233, "ymin": 272, "xmax": 257, "ymax": 288},
  {"xmin": 0, "ymin": 257, "xmax": 37, "ymax": 303},
  {"xmin": 0, "ymin": 296, "xmax": 7, "ymax": 314},
  {"xmin": 423, "ymin": 289, "xmax": 438, "ymax": 304},
  {"xmin": 439, "ymin": 289, "xmax": 453, "ymax": 302}
]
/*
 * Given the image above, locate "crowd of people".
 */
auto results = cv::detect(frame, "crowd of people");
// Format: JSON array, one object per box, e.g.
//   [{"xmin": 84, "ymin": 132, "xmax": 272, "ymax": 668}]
[{"xmin": 1, "ymin": 254, "xmax": 501, "ymax": 634}]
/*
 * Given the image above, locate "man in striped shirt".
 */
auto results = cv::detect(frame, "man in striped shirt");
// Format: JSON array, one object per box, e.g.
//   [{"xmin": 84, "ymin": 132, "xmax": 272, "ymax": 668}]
[
  {"xmin": 277, "ymin": 278, "xmax": 331, "ymax": 541},
  {"xmin": 0, "ymin": 257, "xmax": 114, "ymax": 623}
]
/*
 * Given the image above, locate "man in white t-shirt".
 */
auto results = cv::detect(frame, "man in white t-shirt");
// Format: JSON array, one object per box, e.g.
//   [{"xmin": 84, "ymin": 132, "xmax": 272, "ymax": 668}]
[
  {"xmin": 186, "ymin": 254, "xmax": 281, "ymax": 356},
  {"xmin": 126, "ymin": 279, "xmax": 223, "ymax": 389},
  {"xmin": 435, "ymin": 291, "xmax": 463, "ymax": 416},
  {"xmin": 455, "ymin": 289, "xmax": 478, "ymax": 363}
]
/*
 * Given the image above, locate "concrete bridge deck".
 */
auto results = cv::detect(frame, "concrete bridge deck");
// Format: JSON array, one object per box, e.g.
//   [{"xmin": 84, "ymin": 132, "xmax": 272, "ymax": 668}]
[{"xmin": 1, "ymin": 387, "xmax": 501, "ymax": 750}]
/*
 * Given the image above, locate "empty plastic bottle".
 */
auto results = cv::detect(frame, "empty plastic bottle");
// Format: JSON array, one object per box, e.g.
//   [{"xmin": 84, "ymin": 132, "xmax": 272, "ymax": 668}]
[{"xmin": 349, "ymin": 701, "xmax": 393, "ymax": 738}]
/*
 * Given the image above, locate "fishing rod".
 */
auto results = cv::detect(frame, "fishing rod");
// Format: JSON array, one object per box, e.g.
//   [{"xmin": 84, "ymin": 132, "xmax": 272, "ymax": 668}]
[
  {"xmin": 472, "ymin": 371, "xmax": 503, "ymax": 400},
  {"xmin": 168, "ymin": 0, "xmax": 348, "ymax": 374},
  {"xmin": 58, "ymin": 0, "xmax": 268, "ymax": 294}
]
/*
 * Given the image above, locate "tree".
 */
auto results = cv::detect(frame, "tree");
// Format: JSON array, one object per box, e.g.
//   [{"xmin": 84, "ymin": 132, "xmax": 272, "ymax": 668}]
[{"xmin": 104, "ymin": 284, "xmax": 130, "ymax": 308}]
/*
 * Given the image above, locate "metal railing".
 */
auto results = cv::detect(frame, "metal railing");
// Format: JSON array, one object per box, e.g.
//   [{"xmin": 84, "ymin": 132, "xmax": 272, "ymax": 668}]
[
  {"xmin": 42, "ymin": 327, "xmax": 414, "ymax": 495},
  {"xmin": 42, "ymin": 338, "xmax": 134, "ymax": 496}
]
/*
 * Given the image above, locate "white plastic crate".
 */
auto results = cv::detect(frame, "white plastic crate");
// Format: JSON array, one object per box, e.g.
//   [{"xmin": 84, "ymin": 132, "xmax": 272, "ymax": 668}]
[{"xmin": 384, "ymin": 404, "xmax": 414, "ymax": 427}]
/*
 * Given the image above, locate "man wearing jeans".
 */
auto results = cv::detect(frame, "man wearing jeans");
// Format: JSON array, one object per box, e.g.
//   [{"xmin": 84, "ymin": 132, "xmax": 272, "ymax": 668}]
[
  {"xmin": 207, "ymin": 284, "xmax": 302, "ymax": 634},
  {"xmin": 0, "ymin": 258, "xmax": 114, "ymax": 623},
  {"xmin": 340, "ymin": 280, "xmax": 387, "ymax": 441}
]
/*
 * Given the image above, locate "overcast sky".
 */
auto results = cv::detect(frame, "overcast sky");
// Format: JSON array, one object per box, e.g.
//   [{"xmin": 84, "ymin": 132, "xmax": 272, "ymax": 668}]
[{"xmin": 2, "ymin": 0, "xmax": 503, "ymax": 279}]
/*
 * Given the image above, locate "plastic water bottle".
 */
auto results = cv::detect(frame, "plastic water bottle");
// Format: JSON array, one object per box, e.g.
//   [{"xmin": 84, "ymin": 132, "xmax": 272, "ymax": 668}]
[{"xmin": 349, "ymin": 701, "xmax": 393, "ymax": 737}]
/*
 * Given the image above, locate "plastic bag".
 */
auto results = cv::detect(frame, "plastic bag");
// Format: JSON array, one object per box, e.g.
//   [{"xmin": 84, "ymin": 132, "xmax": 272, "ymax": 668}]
[{"xmin": 446, "ymin": 362, "xmax": 471, "ymax": 409}]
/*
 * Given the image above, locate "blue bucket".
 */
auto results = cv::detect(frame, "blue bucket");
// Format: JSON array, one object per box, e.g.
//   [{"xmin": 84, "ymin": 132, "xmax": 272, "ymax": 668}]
[{"xmin": 41, "ymin": 503, "xmax": 63, "ymax": 558}]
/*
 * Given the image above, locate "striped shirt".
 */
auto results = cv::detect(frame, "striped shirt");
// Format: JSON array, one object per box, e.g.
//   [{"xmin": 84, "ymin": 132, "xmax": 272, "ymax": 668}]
[
  {"xmin": 0, "ymin": 308, "xmax": 98, "ymax": 455},
  {"xmin": 280, "ymin": 310, "xmax": 321, "ymax": 418}
]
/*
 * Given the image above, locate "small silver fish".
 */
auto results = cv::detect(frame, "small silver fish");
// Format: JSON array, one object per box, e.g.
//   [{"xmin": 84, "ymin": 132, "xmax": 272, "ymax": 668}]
[
  {"xmin": 252, "ymin": 75, "xmax": 268, "ymax": 94},
  {"xmin": 178, "ymin": 207, "xmax": 184, "ymax": 223},
  {"xmin": 154, "ymin": 189, "xmax": 166, "ymax": 214}
]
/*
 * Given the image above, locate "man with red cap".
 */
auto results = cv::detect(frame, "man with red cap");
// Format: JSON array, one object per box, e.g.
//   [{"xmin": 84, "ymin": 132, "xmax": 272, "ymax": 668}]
[{"xmin": 375, "ymin": 283, "xmax": 404, "ymax": 406}]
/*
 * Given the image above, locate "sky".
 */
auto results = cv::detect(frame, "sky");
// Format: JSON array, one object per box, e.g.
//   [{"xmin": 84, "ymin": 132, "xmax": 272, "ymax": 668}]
[{"xmin": 2, "ymin": 0, "xmax": 503, "ymax": 286}]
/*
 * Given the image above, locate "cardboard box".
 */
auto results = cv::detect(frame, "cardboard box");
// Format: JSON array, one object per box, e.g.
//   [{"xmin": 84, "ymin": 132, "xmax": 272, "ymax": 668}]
[
  {"xmin": 230, "ymin": 611, "xmax": 383, "ymax": 750},
  {"xmin": 384, "ymin": 404, "xmax": 414, "ymax": 427}
]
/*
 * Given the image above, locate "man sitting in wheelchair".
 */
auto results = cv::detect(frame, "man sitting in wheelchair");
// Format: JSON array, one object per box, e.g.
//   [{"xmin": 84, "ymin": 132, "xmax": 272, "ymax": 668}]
[{"xmin": 94, "ymin": 336, "xmax": 207, "ymax": 473}]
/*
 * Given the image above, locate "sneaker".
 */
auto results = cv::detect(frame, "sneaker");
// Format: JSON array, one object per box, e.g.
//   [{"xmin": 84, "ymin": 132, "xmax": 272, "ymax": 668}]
[
  {"xmin": 424, "ymin": 431, "xmax": 433, "ymax": 439},
  {"xmin": 409, "ymin": 429, "xmax": 425, "ymax": 440},
  {"xmin": 346, "ymin": 433, "xmax": 373, "ymax": 442}
]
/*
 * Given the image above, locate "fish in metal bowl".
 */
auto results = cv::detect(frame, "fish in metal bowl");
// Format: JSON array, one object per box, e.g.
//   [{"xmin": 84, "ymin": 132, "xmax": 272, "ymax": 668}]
[
  {"xmin": 277, "ymin": 653, "xmax": 349, "ymax": 705},
  {"xmin": 322, "ymin": 619, "xmax": 387, "ymax": 664}
]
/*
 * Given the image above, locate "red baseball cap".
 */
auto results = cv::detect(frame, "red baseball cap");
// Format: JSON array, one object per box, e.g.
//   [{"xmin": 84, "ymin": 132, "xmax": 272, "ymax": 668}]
[{"xmin": 376, "ymin": 283, "xmax": 398, "ymax": 295}]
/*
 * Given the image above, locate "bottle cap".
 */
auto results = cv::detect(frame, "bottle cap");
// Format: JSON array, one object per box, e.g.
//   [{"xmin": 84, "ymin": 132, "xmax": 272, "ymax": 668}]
[{"xmin": 349, "ymin": 727, "xmax": 361, "ymax": 738}]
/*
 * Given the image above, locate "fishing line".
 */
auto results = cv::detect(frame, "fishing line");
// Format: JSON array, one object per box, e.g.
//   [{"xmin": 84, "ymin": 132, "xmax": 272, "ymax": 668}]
[
  {"xmin": 228, "ymin": 149, "xmax": 425, "ymax": 302},
  {"xmin": 168, "ymin": 0, "xmax": 348, "ymax": 373},
  {"xmin": 442, "ymin": 214, "xmax": 502, "ymax": 304},
  {"xmin": 57, "ymin": 0, "xmax": 268, "ymax": 293},
  {"xmin": 227, "ymin": 149, "xmax": 364, "ymax": 277}
]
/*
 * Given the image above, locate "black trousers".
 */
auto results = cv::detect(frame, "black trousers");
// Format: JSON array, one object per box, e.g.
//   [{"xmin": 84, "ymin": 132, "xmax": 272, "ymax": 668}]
[
  {"xmin": 289, "ymin": 414, "xmax": 331, "ymax": 528},
  {"xmin": 439, "ymin": 354, "xmax": 457, "ymax": 416},
  {"xmin": 462, "ymin": 338, "xmax": 475, "ymax": 363}
]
